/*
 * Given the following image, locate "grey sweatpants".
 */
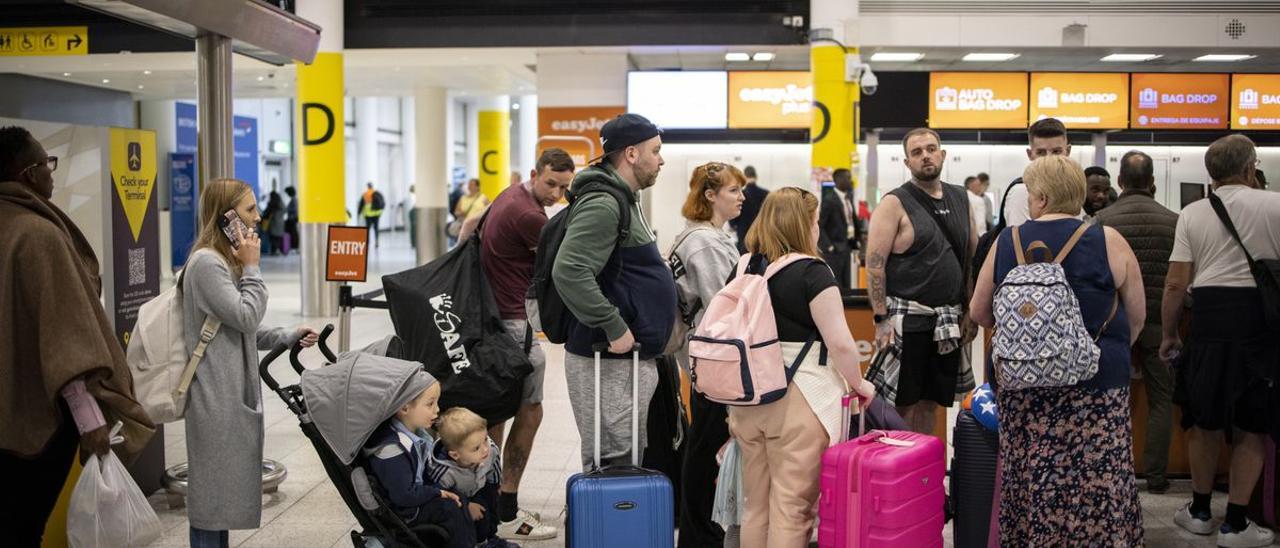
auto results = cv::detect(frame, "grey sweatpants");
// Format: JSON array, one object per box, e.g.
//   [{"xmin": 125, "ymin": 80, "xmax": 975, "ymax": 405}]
[{"xmin": 563, "ymin": 352, "xmax": 659, "ymax": 471}]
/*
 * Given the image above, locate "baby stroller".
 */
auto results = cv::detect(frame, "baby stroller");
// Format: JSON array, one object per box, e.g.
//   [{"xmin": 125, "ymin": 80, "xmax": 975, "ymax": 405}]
[{"xmin": 260, "ymin": 325, "xmax": 450, "ymax": 547}]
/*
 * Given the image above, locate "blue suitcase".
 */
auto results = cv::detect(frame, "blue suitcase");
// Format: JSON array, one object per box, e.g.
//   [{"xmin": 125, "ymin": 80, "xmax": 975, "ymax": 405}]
[{"xmin": 566, "ymin": 345, "xmax": 675, "ymax": 548}]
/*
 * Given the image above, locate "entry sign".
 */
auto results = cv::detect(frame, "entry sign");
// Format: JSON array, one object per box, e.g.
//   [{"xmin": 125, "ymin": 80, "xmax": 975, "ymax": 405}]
[
  {"xmin": 326, "ymin": 225, "xmax": 370, "ymax": 282},
  {"xmin": 0, "ymin": 26, "xmax": 87, "ymax": 56}
]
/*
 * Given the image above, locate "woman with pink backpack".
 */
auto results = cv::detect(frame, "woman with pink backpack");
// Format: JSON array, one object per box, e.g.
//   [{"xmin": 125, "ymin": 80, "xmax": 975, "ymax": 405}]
[{"xmin": 693, "ymin": 187, "xmax": 876, "ymax": 548}]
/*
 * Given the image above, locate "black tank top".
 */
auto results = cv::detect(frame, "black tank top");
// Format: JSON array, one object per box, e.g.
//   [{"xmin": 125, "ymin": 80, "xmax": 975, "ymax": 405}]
[{"xmin": 886, "ymin": 182, "xmax": 970, "ymax": 331}]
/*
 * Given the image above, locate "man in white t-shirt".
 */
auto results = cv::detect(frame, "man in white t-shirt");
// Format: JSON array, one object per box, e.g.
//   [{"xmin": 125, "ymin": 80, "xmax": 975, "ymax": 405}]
[
  {"xmin": 1001, "ymin": 118, "xmax": 1072, "ymax": 228},
  {"xmin": 1161, "ymin": 134, "xmax": 1279, "ymax": 547}
]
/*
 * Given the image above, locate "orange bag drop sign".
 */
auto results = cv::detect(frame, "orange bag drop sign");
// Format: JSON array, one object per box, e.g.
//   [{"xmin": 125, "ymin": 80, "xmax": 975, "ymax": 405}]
[
  {"xmin": 326, "ymin": 226, "xmax": 370, "ymax": 282},
  {"xmin": 1130, "ymin": 73, "xmax": 1229, "ymax": 129},
  {"xmin": 929, "ymin": 72, "xmax": 1028, "ymax": 129},
  {"xmin": 1030, "ymin": 73, "xmax": 1129, "ymax": 129},
  {"xmin": 1231, "ymin": 74, "xmax": 1280, "ymax": 130}
]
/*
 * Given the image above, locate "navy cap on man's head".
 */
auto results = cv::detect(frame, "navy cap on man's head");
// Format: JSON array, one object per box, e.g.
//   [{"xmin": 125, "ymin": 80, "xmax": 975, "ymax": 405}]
[{"xmin": 600, "ymin": 113, "xmax": 662, "ymax": 158}]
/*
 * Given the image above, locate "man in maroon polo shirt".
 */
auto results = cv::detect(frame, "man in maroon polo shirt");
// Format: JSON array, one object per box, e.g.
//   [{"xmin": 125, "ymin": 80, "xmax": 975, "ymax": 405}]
[{"xmin": 480, "ymin": 147, "xmax": 574, "ymax": 541}]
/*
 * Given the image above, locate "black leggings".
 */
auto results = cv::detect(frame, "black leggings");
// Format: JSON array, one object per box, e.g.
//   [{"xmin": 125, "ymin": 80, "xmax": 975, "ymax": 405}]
[
  {"xmin": 678, "ymin": 390, "xmax": 730, "ymax": 548},
  {"xmin": 0, "ymin": 409, "xmax": 79, "ymax": 548}
]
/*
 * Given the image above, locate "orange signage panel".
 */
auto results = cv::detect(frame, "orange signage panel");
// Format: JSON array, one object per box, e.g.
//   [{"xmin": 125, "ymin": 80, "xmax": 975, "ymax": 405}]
[
  {"xmin": 1231, "ymin": 74, "xmax": 1280, "ymax": 130},
  {"xmin": 326, "ymin": 225, "xmax": 369, "ymax": 282},
  {"xmin": 929, "ymin": 72, "xmax": 1029, "ymax": 129},
  {"xmin": 1130, "ymin": 73, "xmax": 1229, "ymax": 130},
  {"xmin": 1030, "ymin": 73, "xmax": 1129, "ymax": 129},
  {"xmin": 537, "ymin": 106, "xmax": 625, "ymax": 169},
  {"xmin": 728, "ymin": 71, "xmax": 813, "ymax": 129}
]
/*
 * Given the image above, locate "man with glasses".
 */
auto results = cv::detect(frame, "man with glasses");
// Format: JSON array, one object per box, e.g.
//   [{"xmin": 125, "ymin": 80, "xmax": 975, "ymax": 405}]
[{"xmin": 0, "ymin": 125, "xmax": 153, "ymax": 545}]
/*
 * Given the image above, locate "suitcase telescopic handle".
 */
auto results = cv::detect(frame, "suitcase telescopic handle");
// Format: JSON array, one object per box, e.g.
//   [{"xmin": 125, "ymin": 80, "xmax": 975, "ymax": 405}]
[
  {"xmin": 590, "ymin": 342, "xmax": 642, "ymax": 470},
  {"xmin": 841, "ymin": 393, "xmax": 867, "ymax": 443}
]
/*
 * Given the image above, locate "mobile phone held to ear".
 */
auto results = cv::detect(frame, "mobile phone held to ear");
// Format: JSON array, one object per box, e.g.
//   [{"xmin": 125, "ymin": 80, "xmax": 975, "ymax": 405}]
[{"xmin": 218, "ymin": 209, "xmax": 249, "ymax": 250}]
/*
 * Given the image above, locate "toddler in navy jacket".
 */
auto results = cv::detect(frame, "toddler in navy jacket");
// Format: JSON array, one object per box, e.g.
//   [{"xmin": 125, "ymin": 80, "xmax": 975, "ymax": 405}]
[{"xmin": 428, "ymin": 407, "xmax": 509, "ymax": 547}]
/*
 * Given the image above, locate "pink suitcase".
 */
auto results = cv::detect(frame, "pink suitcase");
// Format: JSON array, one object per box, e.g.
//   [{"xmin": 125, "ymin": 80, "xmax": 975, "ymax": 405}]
[{"xmin": 818, "ymin": 394, "xmax": 946, "ymax": 547}]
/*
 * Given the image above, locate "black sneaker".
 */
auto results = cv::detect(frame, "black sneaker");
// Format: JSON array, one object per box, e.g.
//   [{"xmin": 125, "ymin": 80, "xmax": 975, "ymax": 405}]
[{"xmin": 1147, "ymin": 479, "xmax": 1170, "ymax": 494}]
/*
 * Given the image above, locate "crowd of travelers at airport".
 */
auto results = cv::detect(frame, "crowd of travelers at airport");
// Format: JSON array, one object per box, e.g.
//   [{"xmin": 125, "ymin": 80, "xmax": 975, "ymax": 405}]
[{"xmin": 3, "ymin": 112, "xmax": 1278, "ymax": 548}]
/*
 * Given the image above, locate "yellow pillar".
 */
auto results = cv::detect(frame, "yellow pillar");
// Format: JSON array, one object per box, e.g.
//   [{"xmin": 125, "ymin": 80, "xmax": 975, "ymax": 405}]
[
  {"xmin": 477, "ymin": 109, "xmax": 511, "ymax": 201},
  {"xmin": 810, "ymin": 44, "xmax": 861, "ymax": 180}
]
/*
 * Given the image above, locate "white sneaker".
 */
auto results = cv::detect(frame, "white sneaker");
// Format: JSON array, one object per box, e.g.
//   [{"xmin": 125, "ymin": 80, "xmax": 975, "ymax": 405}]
[
  {"xmin": 1218, "ymin": 520, "xmax": 1276, "ymax": 548},
  {"xmin": 1173, "ymin": 503, "xmax": 1216, "ymax": 536},
  {"xmin": 497, "ymin": 508, "xmax": 559, "ymax": 541}
]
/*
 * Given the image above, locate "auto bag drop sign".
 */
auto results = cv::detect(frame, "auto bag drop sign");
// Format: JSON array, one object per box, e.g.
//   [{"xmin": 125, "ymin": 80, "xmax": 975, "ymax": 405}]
[
  {"xmin": 928, "ymin": 72, "xmax": 1028, "ymax": 129},
  {"xmin": 1130, "ymin": 73, "xmax": 1229, "ymax": 130},
  {"xmin": 1231, "ymin": 74, "xmax": 1280, "ymax": 130}
]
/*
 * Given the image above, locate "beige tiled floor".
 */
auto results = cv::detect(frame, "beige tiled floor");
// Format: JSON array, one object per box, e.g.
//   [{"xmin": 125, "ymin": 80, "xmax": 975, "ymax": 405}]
[{"xmin": 146, "ymin": 232, "xmax": 1259, "ymax": 547}]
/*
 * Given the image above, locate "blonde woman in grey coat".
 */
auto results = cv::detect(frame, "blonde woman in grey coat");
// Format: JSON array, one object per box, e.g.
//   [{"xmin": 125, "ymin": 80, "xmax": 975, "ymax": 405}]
[{"xmin": 181, "ymin": 178, "xmax": 318, "ymax": 547}]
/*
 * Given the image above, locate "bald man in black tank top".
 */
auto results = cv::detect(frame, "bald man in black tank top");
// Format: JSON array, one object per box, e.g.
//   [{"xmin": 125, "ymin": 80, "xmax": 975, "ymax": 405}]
[{"xmin": 865, "ymin": 128, "xmax": 978, "ymax": 435}]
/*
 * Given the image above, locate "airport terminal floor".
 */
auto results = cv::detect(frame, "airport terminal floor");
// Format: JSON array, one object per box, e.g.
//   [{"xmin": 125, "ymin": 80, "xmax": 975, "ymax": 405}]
[{"xmin": 132, "ymin": 231, "xmax": 1226, "ymax": 548}]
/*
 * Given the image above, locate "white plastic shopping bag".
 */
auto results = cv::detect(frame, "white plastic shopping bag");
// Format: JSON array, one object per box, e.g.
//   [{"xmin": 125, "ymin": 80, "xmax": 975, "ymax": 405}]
[{"xmin": 67, "ymin": 423, "xmax": 162, "ymax": 548}]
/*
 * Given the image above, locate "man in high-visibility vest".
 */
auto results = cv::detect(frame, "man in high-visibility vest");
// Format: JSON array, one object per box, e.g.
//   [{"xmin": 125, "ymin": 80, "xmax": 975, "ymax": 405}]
[{"xmin": 358, "ymin": 182, "xmax": 385, "ymax": 248}]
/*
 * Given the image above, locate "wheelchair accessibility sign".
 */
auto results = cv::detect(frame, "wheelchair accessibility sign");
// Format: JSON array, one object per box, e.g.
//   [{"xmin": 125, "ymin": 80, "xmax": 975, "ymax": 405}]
[{"xmin": 0, "ymin": 26, "xmax": 88, "ymax": 56}]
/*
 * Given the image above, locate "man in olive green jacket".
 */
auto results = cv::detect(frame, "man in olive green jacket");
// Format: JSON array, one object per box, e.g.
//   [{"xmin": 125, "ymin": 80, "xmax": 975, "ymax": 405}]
[{"xmin": 551, "ymin": 114, "xmax": 677, "ymax": 469}]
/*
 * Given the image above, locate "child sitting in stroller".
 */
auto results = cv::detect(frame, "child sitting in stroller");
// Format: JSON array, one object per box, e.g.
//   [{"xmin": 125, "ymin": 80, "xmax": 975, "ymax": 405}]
[
  {"xmin": 427, "ymin": 408, "xmax": 512, "ymax": 548},
  {"xmin": 365, "ymin": 374, "xmax": 496, "ymax": 548}
]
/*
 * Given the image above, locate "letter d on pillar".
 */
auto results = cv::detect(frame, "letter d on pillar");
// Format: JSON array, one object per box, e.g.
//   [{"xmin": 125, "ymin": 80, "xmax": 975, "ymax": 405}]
[
  {"xmin": 298, "ymin": 52, "xmax": 345, "ymax": 224},
  {"xmin": 811, "ymin": 44, "xmax": 859, "ymax": 175},
  {"xmin": 297, "ymin": 51, "xmax": 345, "ymax": 316}
]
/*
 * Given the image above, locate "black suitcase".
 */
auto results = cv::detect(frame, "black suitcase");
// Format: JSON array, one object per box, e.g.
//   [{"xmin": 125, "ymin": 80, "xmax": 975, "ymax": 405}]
[{"xmin": 951, "ymin": 409, "xmax": 999, "ymax": 548}]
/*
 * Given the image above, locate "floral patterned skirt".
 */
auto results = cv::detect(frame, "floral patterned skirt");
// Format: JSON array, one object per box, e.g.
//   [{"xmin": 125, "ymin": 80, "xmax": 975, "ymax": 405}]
[{"xmin": 998, "ymin": 386, "xmax": 1144, "ymax": 547}]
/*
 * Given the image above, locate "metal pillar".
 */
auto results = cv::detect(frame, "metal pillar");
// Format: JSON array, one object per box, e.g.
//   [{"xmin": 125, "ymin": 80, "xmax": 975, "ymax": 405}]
[
  {"xmin": 1092, "ymin": 132, "xmax": 1108, "ymax": 168},
  {"xmin": 196, "ymin": 33, "xmax": 234, "ymax": 184}
]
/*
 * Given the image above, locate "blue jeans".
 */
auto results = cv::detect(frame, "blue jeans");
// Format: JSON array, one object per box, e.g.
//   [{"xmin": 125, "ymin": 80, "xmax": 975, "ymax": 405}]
[{"xmin": 189, "ymin": 527, "xmax": 229, "ymax": 548}]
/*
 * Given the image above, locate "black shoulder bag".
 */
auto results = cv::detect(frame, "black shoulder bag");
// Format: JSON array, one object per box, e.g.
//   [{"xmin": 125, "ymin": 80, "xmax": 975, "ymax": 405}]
[{"xmin": 1208, "ymin": 192, "xmax": 1280, "ymax": 329}]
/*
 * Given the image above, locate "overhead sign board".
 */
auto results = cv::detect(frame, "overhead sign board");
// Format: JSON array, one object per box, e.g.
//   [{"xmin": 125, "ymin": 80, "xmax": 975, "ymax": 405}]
[
  {"xmin": 928, "ymin": 72, "xmax": 1028, "ymax": 129},
  {"xmin": 1130, "ymin": 73, "xmax": 1229, "ymax": 130},
  {"xmin": 1030, "ymin": 73, "xmax": 1129, "ymax": 129},
  {"xmin": 0, "ymin": 26, "xmax": 87, "ymax": 56},
  {"xmin": 1231, "ymin": 74, "xmax": 1280, "ymax": 130},
  {"xmin": 728, "ymin": 71, "xmax": 813, "ymax": 129},
  {"xmin": 537, "ymin": 106, "xmax": 625, "ymax": 169},
  {"xmin": 627, "ymin": 71, "xmax": 728, "ymax": 129}
]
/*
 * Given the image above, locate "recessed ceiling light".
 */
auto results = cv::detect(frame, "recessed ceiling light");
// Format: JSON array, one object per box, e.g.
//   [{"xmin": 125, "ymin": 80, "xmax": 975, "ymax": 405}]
[
  {"xmin": 62, "ymin": 72, "xmax": 71, "ymax": 77},
  {"xmin": 137, "ymin": 85, "xmax": 144, "ymax": 90},
  {"xmin": 102, "ymin": 79, "xmax": 110, "ymax": 84},
  {"xmin": 143, "ymin": 70, "xmax": 151, "ymax": 75},
  {"xmin": 1101, "ymin": 53, "xmax": 1162, "ymax": 62},
  {"xmin": 511, "ymin": 103, "xmax": 521, "ymax": 110},
  {"xmin": 1194, "ymin": 54, "xmax": 1256, "ymax": 62},
  {"xmin": 962, "ymin": 53, "xmax": 1020, "ymax": 62},
  {"xmin": 752, "ymin": 52, "xmax": 775, "ymax": 62},
  {"xmin": 725, "ymin": 52, "xmax": 750, "ymax": 62},
  {"xmin": 257, "ymin": 76, "xmax": 265, "ymax": 81},
  {"xmin": 870, "ymin": 52, "xmax": 924, "ymax": 62}
]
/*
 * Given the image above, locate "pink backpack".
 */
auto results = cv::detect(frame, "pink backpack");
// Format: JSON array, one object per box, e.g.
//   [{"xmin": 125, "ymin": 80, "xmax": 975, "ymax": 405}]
[{"xmin": 688, "ymin": 253, "xmax": 813, "ymax": 406}]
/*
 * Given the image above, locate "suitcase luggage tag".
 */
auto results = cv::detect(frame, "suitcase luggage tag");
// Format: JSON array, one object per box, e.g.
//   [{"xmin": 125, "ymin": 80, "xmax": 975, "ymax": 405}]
[{"xmin": 842, "ymin": 393, "xmax": 917, "ymax": 447}]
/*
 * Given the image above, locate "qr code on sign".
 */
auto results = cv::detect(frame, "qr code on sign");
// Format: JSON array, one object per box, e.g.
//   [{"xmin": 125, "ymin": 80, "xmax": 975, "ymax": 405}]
[{"xmin": 128, "ymin": 248, "xmax": 146, "ymax": 286}]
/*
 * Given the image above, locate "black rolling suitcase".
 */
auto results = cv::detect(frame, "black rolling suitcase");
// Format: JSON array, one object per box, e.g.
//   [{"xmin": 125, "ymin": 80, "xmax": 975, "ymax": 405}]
[{"xmin": 951, "ymin": 409, "xmax": 999, "ymax": 548}]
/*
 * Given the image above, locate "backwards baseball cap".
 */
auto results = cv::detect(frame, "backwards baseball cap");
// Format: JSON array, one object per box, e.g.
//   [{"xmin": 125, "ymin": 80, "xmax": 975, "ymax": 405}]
[{"xmin": 595, "ymin": 113, "xmax": 662, "ymax": 162}]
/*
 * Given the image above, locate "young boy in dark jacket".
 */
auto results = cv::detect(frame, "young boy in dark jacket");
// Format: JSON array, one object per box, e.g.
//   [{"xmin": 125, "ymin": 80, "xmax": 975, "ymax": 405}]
[
  {"xmin": 427, "ymin": 408, "xmax": 514, "ymax": 548},
  {"xmin": 365, "ymin": 373, "xmax": 477, "ymax": 548}
]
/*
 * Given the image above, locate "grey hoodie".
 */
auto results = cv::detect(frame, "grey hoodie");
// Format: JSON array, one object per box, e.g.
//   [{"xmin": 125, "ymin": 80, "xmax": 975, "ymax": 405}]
[{"xmin": 425, "ymin": 436, "xmax": 501, "ymax": 498}]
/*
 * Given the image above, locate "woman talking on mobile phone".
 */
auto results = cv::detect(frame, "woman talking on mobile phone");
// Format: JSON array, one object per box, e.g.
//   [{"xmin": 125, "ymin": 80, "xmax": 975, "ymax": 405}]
[{"xmin": 180, "ymin": 178, "xmax": 319, "ymax": 547}]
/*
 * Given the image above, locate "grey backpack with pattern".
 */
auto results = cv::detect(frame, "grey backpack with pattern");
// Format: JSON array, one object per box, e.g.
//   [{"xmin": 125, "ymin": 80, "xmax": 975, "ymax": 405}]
[{"xmin": 992, "ymin": 223, "xmax": 1116, "ymax": 390}]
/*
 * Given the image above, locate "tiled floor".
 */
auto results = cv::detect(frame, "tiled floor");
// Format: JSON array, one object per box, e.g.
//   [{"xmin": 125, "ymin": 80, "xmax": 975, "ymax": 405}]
[{"xmin": 146, "ymin": 231, "xmax": 1261, "ymax": 547}]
